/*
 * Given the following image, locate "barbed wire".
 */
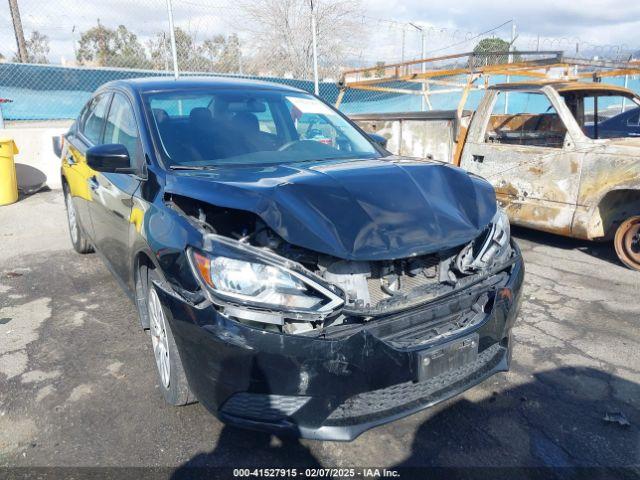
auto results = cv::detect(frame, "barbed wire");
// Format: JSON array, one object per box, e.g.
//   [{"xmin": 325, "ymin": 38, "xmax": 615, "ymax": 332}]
[{"xmin": 0, "ymin": 0, "xmax": 637, "ymax": 121}]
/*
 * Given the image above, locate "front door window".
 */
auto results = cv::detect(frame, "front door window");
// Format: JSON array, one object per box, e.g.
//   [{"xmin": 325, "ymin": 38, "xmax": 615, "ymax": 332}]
[
  {"xmin": 81, "ymin": 94, "xmax": 111, "ymax": 145},
  {"xmin": 104, "ymin": 93, "xmax": 143, "ymax": 167}
]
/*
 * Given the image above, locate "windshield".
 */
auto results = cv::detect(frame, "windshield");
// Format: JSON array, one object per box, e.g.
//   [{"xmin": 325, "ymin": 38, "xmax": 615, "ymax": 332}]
[
  {"xmin": 561, "ymin": 91, "xmax": 640, "ymax": 140},
  {"xmin": 144, "ymin": 88, "xmax": 381, "ymax": 168}
]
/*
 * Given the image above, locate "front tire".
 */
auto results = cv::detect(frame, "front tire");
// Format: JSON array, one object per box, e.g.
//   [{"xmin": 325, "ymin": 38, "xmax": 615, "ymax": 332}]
[
  {"xmin": 64, "ymin": 186, "xmax": 93, "ymax": 254},
  {"xmin": 614, "ymin": 216, "xmax": 640, "ymax": 271},
  {"xmin": 142, "ymin": 266, "xmax": 194, "ymax": 406}
]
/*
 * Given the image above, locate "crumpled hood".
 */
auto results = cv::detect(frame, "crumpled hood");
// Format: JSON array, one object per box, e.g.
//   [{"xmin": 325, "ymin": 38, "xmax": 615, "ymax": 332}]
[{"xmin": 165, "ymin": 157, "xmax": 497, "ymax": 261}]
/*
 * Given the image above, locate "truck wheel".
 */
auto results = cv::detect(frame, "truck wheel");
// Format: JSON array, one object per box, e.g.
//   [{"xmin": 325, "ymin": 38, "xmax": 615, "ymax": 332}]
[
  {"xmin": 143, "ymin": 266, "xmax": 195, "ymax": 406},
  {"xmin": 64, "ymin": 187, "xmax": 93, "ymax": 254},
  {"xmin": 614, "ymin": 216, "xmax": 640, "ymax": 271}
]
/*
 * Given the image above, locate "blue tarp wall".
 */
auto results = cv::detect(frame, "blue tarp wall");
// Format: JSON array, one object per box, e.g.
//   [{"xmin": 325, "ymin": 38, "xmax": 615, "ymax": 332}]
[{"xmin": 1, "ymin": 63, "xmax": 639, "ymax": 120}]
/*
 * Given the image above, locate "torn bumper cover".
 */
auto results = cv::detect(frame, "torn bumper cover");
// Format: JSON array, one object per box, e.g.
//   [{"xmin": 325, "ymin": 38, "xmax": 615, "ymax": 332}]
[{"xmin": 154, "ymin": 242, "xmax": 524, "ymax": 441}]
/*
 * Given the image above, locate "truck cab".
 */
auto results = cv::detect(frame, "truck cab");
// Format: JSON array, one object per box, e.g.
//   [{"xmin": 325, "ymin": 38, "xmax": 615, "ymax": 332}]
[{"xmin": 459, "ymin": 81, "xmax": 640, "ymax": 270}]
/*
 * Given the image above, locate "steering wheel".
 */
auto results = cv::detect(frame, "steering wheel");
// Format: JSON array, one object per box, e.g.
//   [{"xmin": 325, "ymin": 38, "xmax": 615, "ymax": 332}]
[
  {"xmin": 306, "ymin": 128, "xmax": 323, "ymax": 139},
  {"xmin": 533, "ymin": 105, "xmax": 555, "ymax": 133}
]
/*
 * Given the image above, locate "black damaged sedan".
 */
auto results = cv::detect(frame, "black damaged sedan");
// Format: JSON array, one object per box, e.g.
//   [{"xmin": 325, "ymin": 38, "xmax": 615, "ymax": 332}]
[{"xmin": 59, "ymin": 77, "xmax": 524, "ymax": 441}]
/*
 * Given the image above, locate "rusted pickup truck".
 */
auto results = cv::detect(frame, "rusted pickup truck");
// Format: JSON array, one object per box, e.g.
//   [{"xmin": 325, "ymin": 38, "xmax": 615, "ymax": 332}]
[{"xmin": 353, "ymin": 81, "xmax": 640, "ymax": 270}]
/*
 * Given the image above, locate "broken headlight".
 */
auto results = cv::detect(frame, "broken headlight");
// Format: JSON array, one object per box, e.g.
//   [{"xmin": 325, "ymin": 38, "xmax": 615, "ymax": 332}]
[
  {"xmin": 189, "ymin": 245, "xmax": 343, "ymax": 324},
  {"xmin": 455, "ymin": 206, "xmax": 511, "ymax": 274}
]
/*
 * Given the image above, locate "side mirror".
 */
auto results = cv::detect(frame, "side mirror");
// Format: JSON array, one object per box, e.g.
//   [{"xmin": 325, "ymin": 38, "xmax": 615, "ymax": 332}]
[
  {"xmin": 87, "ymin": 144, "xmax": 134, "ymax": 173},
  {"xmin": 368, "ymin": 133, "xmax": 388, "ymax": 149},
  {"xmin": 52, "ymin": 135, "xmax": 63, "ymax": 158}
]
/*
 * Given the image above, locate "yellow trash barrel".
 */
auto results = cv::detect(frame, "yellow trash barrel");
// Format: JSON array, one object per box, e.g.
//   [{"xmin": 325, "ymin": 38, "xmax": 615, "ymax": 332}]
[{"xmin": 0, "ymin": 138, "xmax": 19, "ymax": 206}]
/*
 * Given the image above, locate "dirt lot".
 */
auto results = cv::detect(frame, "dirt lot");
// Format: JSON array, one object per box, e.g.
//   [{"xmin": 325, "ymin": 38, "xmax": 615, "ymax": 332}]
[{"xmin": 1, "ymin": 190, "xmax": 639, "ymax": 476}]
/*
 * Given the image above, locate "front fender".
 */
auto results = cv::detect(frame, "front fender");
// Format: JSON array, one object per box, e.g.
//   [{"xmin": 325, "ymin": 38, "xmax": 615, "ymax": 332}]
[{"xmin": 135, "ymin": 195, "xmax": 204, "ymax": 295}]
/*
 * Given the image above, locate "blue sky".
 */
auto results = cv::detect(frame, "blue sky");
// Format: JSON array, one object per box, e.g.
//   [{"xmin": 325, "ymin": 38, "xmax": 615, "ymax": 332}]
[
  {"xmin": 367, "ymin": 0, "xmax": 640, "ymax": 45},
  {"xmin": 1, "ymin": 0, "xmax": 638, "ymax": 63}
]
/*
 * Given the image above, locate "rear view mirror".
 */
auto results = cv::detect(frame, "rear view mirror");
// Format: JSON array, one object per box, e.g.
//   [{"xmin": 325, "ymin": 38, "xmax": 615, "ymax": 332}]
[
  {"xmin": 227, "ymin": 99, "xmax": 267, "ymax": 113},
  {"xmin": 87, "ymin": 144, "xmax": 134, "ymax": 173},
  {"xmin": 368, "ymin": 133, "xmax": 388, "ymax": 149}
]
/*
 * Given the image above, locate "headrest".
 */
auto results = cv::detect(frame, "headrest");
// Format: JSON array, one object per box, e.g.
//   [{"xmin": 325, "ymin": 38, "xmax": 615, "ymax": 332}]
[
  {"xmin": 152, "ymin": 108, "xmax": 169, "ymax": 124},
  {"xmin": 190, "ymin": 107, "xmax": 213, "ymax": 126},
  {"xmin": 232, "ymin": 112, "xmax": 260, "ymax": 133}
]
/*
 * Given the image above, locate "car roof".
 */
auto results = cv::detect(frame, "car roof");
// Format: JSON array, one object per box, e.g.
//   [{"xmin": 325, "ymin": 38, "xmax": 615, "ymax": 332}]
[
  {"xmin": 489, "ymin": 80, "xmax": 638, "ymax": 96},
  {"xmin": 100, "ymin": 76, "xmax": 307, "ymax": 95}
]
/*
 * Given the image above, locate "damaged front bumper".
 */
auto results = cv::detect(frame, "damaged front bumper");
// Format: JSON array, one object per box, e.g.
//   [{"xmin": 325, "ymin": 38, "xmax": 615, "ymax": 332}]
[{"xmin": 155, "ymin": 243, "xmax": 524, "ymax": 441}]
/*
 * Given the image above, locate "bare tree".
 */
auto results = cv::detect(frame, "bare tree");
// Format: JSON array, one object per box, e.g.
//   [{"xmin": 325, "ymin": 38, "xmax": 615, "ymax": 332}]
[
  {"xmin": 237, "ymin": 0, "xmax": 363, "ymax": 80},
  {"xmin": 12, "ymin": 30, "xmax": 49, "ymax": 64}
]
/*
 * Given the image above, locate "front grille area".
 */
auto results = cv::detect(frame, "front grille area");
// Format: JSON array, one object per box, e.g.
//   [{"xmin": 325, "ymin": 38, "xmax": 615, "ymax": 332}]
[
  {"xmin": 357, "ymin": 287, "xmax": 494, "ymax": 349},
  {"xmin": 221, "ymin": 393, "xmax": 310, "ymax": 422},
  {"xmin": 366, "ymin": 256, "xmax": 440, "ymax": 306},
  {"xmin": 375, "ymin": 308, "xmax": 486, "ymax": 349},
  {"xmin": 321, "ymin": 254, "xmax": 442, "ymax": 311},
  {"xmin": 325, "ymin": 343, "xmax": 503, "ymax": 425}
]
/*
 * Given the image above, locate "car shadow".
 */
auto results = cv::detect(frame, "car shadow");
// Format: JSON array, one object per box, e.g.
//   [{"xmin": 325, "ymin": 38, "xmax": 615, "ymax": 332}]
[
  {"xmin": 394, "ymin": 367, "xmax": 639, "ymax": 477},
  {"xmin": 511, "ymin": 225, "xmax": 624, "ymax": 268},
  {"xmin": 170, "ymin": 352, "xmax": 322, "ymax": 479},
  {"xmin": 169, "ymin": 425, "xmax": 322, "ymax": 479},
  {"xmin": 170, "ymin": 367, "xmax": 638, "ymax": 478}
]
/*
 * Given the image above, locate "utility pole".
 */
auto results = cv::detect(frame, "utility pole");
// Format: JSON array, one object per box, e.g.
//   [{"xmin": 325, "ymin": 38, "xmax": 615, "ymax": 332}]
[
  {"xmin": 410, "ymin": 23, "xmax": 427, "ymax": 111},
  {"xmin": 72, "ymin": 25, "xmax": 78, "ymax": 61},
  {"xmin": 504, "ymin": 21, "xmax": 516, "ymax": 114},
  {"xmin": 8, "ymin": 0, "xmax": 28, "ymax": 63},
  {"xmin": 310, "ymin": 0, "xmax": 319, "ymax": 95},
  {"xmin": 622, "ymin": 74, "xmax": 629, "ymax": 113},
  {"xmin": 401, "ymin": 26, "xmax": 406, "ymax": 71},
  {"xmin": 165, "ymin": 0, "xmax": 179, "ymax": 79},
  {"xmin": 162, "ymin": 32, "xmax": 169, "ymax": 72},
  {"xmin": 237, "ymin": 35, "xmax": 243, "ymax": 75},
  {"xmin": 309, "ymin": 0, "xmax": 320, "ymax": 95},
  {"xmin": 420, "ymin": 31, "xmax": 426, "ymax": 110}
]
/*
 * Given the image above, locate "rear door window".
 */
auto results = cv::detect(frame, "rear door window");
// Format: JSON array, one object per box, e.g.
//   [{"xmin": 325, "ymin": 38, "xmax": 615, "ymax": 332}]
[{"xmin": 81, "ymin": 94, "xmax": 111, "ymax": 145}]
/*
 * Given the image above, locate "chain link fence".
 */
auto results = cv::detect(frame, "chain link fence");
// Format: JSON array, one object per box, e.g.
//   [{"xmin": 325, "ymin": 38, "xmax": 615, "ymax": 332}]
[{"xmin": 1, "ymin": 0, "xmax": 638, "ymax": 121}]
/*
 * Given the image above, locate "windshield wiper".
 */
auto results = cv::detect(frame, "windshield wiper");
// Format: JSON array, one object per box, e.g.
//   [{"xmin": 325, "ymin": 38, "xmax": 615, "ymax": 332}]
[{"xmin": 169, "ymin": 165, "xmax": 216, "ymax": 171}]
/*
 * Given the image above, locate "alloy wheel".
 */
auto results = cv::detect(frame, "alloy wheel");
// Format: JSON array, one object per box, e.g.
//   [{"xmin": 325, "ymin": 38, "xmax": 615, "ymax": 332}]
[
  {"xmin": 65, "ymin": 191, "xmax": 78, "ymax": 244},
  {"xmin": 148, "ymin": 286, "xmax": 171, "ymax": 388}
]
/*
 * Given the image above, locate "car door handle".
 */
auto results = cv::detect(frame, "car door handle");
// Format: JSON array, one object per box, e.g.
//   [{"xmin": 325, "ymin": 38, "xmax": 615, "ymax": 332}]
[
  {"xmin": 89, "ymin": 176, "xmax": 99, "ymax": 191},
  {"xmin": 472, "ymin": 155, "xmax": 484, "ymax": 163}
]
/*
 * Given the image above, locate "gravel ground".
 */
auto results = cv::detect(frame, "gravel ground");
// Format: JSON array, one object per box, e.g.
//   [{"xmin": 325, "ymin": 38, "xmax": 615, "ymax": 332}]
[{"xmin": 0, "ymin": 190, "xmax": 639, "ymax": 477}]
